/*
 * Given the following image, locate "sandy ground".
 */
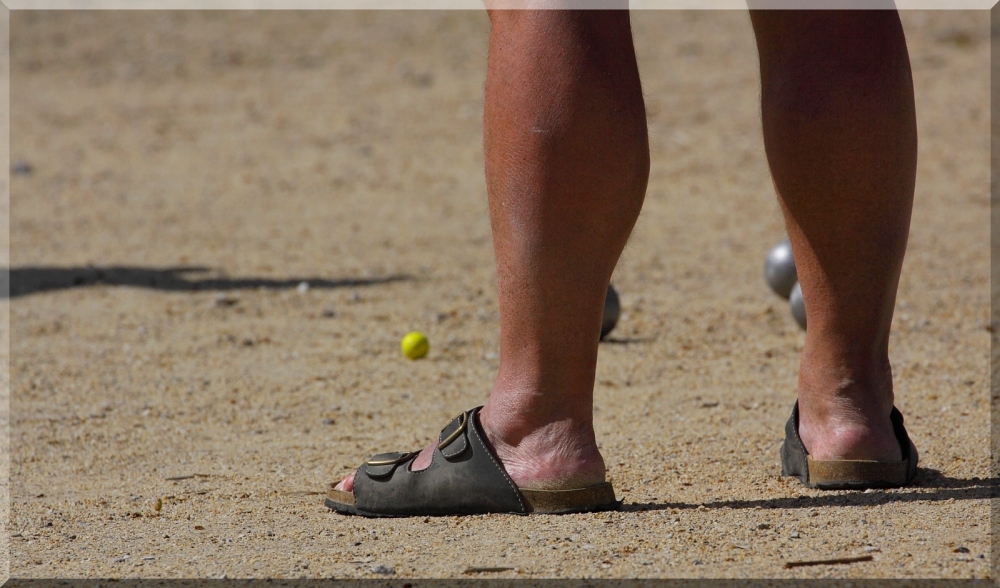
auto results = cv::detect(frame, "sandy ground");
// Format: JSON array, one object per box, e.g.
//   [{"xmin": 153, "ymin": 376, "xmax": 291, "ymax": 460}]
[{"xmin": 4, "ymin": 9, "xmax": 993, "ymax": 581}]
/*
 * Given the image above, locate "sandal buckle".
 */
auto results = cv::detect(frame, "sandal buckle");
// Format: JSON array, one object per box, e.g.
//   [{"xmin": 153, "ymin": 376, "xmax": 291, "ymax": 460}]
[{"xmin": 437, "ymin": 411, "xmax": 469, "ymax": 452}]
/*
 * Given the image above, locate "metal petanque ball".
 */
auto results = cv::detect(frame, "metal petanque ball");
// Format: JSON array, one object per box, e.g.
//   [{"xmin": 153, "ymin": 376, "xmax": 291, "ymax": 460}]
[
  {"xmin": 601, "ymin": 284, "xmax": 621, "ymax": 340},
  {"xmin": 789, "ymin": 281, "xmax": 806, "ymax": 330},
  {"xmin": 764, "ymin": 239, "xmax": 798, "ymax": 299}
]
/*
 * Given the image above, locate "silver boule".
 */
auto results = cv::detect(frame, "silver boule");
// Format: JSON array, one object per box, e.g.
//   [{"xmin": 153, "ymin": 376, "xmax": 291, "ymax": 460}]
[
  {"xmin": 789, "ymin": 281, "xmax": 806, "ymax": 330},
  {"xmin": 764, "ymin": 239, "xmax": 798, "ymax": 299},
  {"xmin": 601, "ymin": 284, "xmax": 620, "ymax": 340}
]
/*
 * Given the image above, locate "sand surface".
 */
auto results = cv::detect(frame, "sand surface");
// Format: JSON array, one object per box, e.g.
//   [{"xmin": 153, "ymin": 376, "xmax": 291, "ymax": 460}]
[{"xmin": 5, "ymin": 9, "xmax": 993, "ymax": 580}]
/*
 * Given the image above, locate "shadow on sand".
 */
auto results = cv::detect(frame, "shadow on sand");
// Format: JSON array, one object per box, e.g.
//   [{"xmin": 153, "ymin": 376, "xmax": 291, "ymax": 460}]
[
  {"xmin": 621, "ymin": 469, "xmax": 998, "ymax": 512},
  {"xmin": 3, "ymin": 265, "xmax": 411, "ymax": 298},
  {"xmin": 601, "ymin": 336, "xmax": 658, "ymax": 345}
]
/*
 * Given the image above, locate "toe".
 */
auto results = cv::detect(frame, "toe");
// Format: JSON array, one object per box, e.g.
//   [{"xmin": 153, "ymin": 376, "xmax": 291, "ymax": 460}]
[{"xmin": 334, "ymin": 472, "xmax": 356, "ymax": 492}]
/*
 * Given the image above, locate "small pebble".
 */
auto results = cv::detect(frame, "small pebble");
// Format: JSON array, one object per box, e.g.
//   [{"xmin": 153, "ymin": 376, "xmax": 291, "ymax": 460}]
[
  {"xmin": 863, "ymin": 546, "xmax": 880, "ymax": 553},
  {"xmin": 790, "ymin": 532, "xmax": 801, "ymax": 539},
  {"xmin": 142, "ymin": 556, "xmax": 155, "ymax": 561},
  {"xmin": 322, "ymin": 308, "xmax": 336, "ymax": 318},
  {"xmin": 371, "ymin": 564, "xmax": 395, "ymax": 575},
  {"xmin": 11, "ymin": 161, "xmax": 33, "ymax": 175},
  {"xmin": 214, "ymin": 294, "xmax": 238, "ymax": 307},
  {"xmin": 954, "ymin": 546, "xmax": 970, "ymax": 553},
  {"xmin": 756, "ymin": 523, "xmax": 770, "ymax": 530},
  {"xmin": 297, "ymin": 281, "xmax": 309, "ymax": 293}
]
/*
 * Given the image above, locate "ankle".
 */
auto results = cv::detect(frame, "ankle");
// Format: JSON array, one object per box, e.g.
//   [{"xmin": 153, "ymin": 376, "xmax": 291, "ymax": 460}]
[
  {"xmin": 478, "ymin": 397, "xmax": 598, "ymax": 454},
  {"xmin": 798, "ymin": 344, "xmax": 895, "ymax": 411},
  {"xmin": 796, "ymin": 348, "xmax": 901, "ymax": 461},
  {"xmin": 487, "ymin": 365, "xmax": 597, "ymax": 430},
  {"xmin": 478, "ymin": 399, "xmax": 606, "ymax": 490}
]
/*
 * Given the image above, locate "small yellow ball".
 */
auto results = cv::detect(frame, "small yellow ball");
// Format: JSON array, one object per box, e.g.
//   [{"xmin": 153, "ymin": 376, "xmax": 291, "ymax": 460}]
[{"xmin": 401, "ymin": 331, "xmax": 429, "ymax": 360}]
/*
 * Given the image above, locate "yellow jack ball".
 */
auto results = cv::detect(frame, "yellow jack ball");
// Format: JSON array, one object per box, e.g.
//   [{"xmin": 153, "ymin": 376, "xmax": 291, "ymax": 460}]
[{"xmin": 401, "ymin": 331, "xmax": 429, "ymax": 360}]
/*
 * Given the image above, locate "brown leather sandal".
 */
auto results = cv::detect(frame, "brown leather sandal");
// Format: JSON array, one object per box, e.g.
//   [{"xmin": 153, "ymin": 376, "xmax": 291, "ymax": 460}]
[
  {"xmin": 325, "ymin": 407, "xmax": 620, "ymax": 517},
  {"xmin": 780, "ymin": 402, "xmax": 919, "ymax": 490}
]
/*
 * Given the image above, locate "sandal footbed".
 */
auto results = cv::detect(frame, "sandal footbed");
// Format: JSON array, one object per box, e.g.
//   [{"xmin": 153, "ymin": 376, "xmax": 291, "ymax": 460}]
[
  {"xmin": 327, "ymin": 487, "xmax": 355, "ymax": 507},
  {"xmin": 806, "ymin": 456, "xmax": 908, "ymax": 489},
  {"xmin": 520, "ymin": 482, "xmax": 619, "ymax": 514},
  {"xmin": 325, "ymin": 482, "xmax": 619, "ymax": 516}
]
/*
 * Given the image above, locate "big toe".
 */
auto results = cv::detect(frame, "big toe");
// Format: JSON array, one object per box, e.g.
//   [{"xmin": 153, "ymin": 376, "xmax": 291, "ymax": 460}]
[{"xmin": 334, "ymin": 472, "xmax": 356, "ymax": 492}]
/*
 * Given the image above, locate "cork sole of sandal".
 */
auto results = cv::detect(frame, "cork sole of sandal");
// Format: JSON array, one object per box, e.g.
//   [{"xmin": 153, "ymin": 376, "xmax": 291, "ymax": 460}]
[
  {"xmin": 325, "ymin": 482, "xmax": 619, "ymax": 516},
  {"xmin": 805, "ymin": 456, "xmax": 909, "ymax": 490}
]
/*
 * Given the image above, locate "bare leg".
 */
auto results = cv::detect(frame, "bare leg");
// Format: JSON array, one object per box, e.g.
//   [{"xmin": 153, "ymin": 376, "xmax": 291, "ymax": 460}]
[
  {"xmin": 750, "ymin": 10, "xmax": 917, "ymax": 461},
  {"xmin": 477, "ymin": 9, "xmax": 648, "ymax": 489},
  {"xmin": 338, "ymin": 10, "xmax": 648, "ymax": 492}
]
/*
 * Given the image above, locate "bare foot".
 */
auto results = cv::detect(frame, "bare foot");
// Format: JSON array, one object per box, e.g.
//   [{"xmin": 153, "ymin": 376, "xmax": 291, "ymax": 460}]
[{"xmin": 477, "ymin": 402, "xmax": 606, "ymax": 490}]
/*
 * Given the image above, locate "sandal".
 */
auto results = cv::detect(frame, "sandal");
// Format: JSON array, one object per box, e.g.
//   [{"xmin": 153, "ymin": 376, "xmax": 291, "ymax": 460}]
[
  {"xmin": 780, "ymin": 402, "xmax": 918, "ymax": 489},
  {"xmin": 325, "ymin": 406, "xmax": 620, "ymax": 517}
]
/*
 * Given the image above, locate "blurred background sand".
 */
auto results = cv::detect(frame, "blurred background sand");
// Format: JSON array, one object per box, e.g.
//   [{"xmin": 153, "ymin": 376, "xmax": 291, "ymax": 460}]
[{"xmin": 5, "ymin": 9, "xmax": 992, "ymax": 579}]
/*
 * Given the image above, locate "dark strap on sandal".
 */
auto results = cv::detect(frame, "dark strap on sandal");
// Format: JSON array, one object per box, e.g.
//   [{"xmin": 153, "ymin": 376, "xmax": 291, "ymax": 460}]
[{"xmin": 353, "ymin": 407, "xmax": 527, "ymax": 515}]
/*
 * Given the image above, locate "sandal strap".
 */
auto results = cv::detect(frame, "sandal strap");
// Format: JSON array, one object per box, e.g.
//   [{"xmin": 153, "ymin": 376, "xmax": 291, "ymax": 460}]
[
  {"xmin": 366, "ymin": 451, "xmax": 418, "ymax": 467},
  {"xmin": 364, "ymin": 451, "xmax": 419, "ymax": 478},
  {"xmin": 354, "ymin": 407, "xmax": 527, "ymax": 515},
  {"xmin": 361, "ymin": 411, "xmax": 471, "ymax": 477},
  {"xmin": 437, "ymin": 411, "xmax": 469, "ymax": 458}
]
